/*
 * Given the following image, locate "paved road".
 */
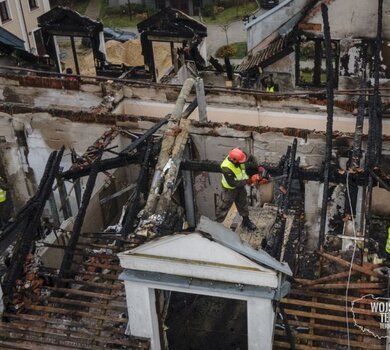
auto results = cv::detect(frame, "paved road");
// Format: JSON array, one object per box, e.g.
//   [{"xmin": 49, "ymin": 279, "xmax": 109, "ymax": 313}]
[
  {"xmin": 206, "ymin": 21, "xmax": 247, "ymax": 57},
  {"xmin": 85, "ymin": 0, "xmax": 101, "ymax": 20}
]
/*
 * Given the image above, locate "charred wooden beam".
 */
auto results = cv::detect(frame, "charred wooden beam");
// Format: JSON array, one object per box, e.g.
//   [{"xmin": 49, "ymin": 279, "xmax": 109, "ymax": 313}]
[
  {"xmin": 57, "ymin": 152, "xmax": 103, "ymax": 284},
  {"xmin": 56, "ymin": 174, "xmax": 72, "ymax": 219},
  {"xmin": 209, "ymin": 56, "xmax": 224, "ymax": 73},
  {"xmin": 181, "ymin": 97, "xmax": 198, "ymax": 119},
  {"xmin": 61, "ymin": 152, "xmax": 143, "ymax": 180},
  {"xmin": 351, "ymin": 47, "xmax": 367, "ymax": 166},
  {"xmin": 3, "ymin": 147, "xmax": 64, "ymax": 299},
  {"xmin": 346, "ymin": 47, "xmax": 367, "ymax": 217},
  {"xmin": 374, "ymin": 0, "xmax": 384, "ymax": 166},
  {"xmin": 364, "ymin": 0, "xmax": 384, "ymax": 241},
  {"xmin": 120, "ymin": 140, "xmax": 153, "ymax": 236},
  {"xmin": 318, "ymin": 4, "xmax": 335, "ymax": 249},
  {"xmin": 60, "ymin": 118, "xmax": 166, "ymax": 180},
  {"xmin": 119, "ymin": 117, "xmax": 168, "ymax": 155}
]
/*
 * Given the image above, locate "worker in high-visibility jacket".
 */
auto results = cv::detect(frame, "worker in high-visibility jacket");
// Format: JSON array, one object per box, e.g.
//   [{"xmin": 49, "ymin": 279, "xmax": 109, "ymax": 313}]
[
  {"xmin": 0, "ymin": 176, "xmax": 8, "ymax": 229},
  {"xmin": 266, "ymin": 83, "xmax": 275, "ymax": 93},
  {"xmin": 216, "ymin": 148, "xmax": 268, "ymax": 231},
  {"xmin": 385, "ymin": 226, "xmax": 390, "ymax": 254}
]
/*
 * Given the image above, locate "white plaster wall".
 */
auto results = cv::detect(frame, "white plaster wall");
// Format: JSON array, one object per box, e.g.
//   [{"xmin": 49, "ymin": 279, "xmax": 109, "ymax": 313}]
[
  {"xmin": 119, "ymin": 99, "xmax": 390, "ymax": 134},
  {"xmin": 307, "ymin": 0, "xmax": 390, "ymax": 40}
]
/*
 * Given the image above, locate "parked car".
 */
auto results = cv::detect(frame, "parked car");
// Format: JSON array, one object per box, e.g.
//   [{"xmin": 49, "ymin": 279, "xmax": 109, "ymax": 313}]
[
  {"xmin": 260, "ymin": 0, "xmax": 279, "ymax": 9},
  {"xmin": 103, "ymin": 28, "xmax": 137, "ymax": 43},
  {"xmin": 82, "ymin": 28, "xmax": 137, "ymax": 47}
]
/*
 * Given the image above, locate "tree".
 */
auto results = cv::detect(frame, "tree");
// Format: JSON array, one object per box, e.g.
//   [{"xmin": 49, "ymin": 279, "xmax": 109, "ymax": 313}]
[{"xmin": 219, "ymin": 21, "xmax": 233, "ymax": 45}]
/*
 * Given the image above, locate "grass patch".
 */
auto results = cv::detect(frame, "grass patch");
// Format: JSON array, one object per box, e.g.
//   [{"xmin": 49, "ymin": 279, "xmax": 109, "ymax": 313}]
[
  {"xmin": 203, "ymin": 2, "xmax": 258, "ymax": 24},
  {"xmin": 230, "ymin": 41, "xmax": 247, "ymax": 58},
  {"xmin": 72, "ymin": 0, "xmax": 90, "ymax": 14},
  {"xmin": 99, "ymin": 0, "xmax": 143, "ymax": 27}
]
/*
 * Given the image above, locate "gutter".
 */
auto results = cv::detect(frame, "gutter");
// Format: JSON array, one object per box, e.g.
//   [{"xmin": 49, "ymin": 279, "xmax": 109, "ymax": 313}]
[{"xmin": 245, "ymin": 0, "xmax": 294, "ymax": 30}]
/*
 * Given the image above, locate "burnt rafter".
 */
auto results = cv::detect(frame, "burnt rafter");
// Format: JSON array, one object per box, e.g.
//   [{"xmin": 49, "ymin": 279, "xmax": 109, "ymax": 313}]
[
  {"xmin": 38, "ymin": 7, "xmax": 103, "ymax": 37},
  {"xmin": 137, "ymin": 8, "xmax": 207, "ymax": 39},
  {"xmin": 60, "ymin": 118, "xmax": 167, "ymax": 180}
]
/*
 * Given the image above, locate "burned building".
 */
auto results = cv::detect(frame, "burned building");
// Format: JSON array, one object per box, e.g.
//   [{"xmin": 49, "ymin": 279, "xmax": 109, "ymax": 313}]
[
  {"xmin": 0, "ymin": 1, "xmax": 389, "ymax": 350},
  {"xmin": 239, "ymin": 0, "xmax": 390, "ymax": 93}
]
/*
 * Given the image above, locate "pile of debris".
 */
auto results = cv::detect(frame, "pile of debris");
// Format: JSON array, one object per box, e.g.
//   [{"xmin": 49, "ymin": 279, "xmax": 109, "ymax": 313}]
[{"xmin": 8, "ymin": 253, "xmax": 45, "ymax": 313}]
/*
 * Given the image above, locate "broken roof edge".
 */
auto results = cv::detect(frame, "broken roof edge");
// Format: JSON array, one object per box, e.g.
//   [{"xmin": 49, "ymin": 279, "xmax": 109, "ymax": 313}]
[
  {"xmin": 196, "ymin": 216, "xmax": 293, "ymax": 276},
  {"xmin": 245, "ymin": 0, "xmax": 294, "ymax": 30}
]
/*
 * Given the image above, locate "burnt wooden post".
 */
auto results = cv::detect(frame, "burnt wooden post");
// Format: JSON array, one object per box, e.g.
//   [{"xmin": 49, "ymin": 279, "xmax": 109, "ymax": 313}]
[
  {"xmin": 318, "ymin": 4, "xmax": 335, "ymax": 249},
  {"xmin": 365, "ymin": 0, "xmax": 383, "ymax": 241},
  {"xmin": 346, "ymin": 47, "xmax": 367, "ymax": 220},
  {"xmin": 57, "ymin": 152, "xmax": 103, "ymax": 284},
  {"xmin": 70, "ymin": 36, "xmax": 80, "ymax": 76},
  {"xmin": 56, "ymin": 175, "xmax": 72, "ymax": 219}
]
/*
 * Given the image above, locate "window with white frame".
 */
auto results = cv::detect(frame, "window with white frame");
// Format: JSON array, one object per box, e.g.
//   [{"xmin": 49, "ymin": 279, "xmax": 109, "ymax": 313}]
[
  {"xmin": 28, "ymin": 0, "xmax": 39, "ymax": 10},
  {"xmin": 0, "ymin": 1, "xmax": 11, "ymax": 23}
]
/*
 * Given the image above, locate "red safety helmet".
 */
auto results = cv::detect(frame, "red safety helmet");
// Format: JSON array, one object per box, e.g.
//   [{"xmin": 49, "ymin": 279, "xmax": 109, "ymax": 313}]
[{"xmin": 228, "ymin": 148, "xmax": 247, "ymax": 163}]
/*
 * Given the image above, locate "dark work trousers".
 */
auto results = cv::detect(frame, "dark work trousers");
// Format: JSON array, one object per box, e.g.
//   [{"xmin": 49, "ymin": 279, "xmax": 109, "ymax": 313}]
[{"xmin": 216, "ymin": 187, "xmax": 249, "ymax": 222}]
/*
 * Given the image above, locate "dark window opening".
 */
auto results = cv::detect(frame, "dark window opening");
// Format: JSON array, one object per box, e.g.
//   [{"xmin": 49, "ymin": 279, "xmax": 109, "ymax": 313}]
[
  {"xmin": 164, "ymin": 291, "xmax": 248, "ymax": 349},
  {"xmin": 29, "ymin": 0, "xmax": 39, "ymax": 10},
  {"xmin": 33, "ymin": 29, "xmax": 46, "ymax": 56},
  {"xmin": 296, "ymin": 38, "xmax": 339, "ymax": 88},
  {"xmin": 0, "ymin": 1, "xmax": 11, "ymax": 22}
]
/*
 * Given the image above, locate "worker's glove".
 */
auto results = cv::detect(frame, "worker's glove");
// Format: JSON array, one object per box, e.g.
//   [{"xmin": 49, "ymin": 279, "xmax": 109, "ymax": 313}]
[{"xmin": 250, "ymin": 174, "xmax": 262, "ymax": 186}]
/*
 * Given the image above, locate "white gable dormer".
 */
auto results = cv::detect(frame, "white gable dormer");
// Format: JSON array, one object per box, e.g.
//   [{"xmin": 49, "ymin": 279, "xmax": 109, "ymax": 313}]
[{"xmin": 118, "ymin": 233, "xmax": 279, "ymax": 288}]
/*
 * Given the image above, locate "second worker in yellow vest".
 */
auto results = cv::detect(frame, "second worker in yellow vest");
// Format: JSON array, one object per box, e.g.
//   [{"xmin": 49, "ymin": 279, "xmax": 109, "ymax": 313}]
[
  {"xmin": 216, "ymin": 148, "xmax": 268, "ymax": 231},
  {"xmin": 385, "ymin": 226, "xmax": 390, "ymax": 254}
]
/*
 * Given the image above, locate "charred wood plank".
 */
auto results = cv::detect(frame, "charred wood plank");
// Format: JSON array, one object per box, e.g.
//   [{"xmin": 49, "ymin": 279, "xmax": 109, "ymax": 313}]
[
  {"xmin": 48, "ymin": 297, "xmax": 126, "ymax": 310},
  {"xmin": 318, "ymin": 251, "xmax": 382, "ymax": 278},
  {"xmin": 374, "ymin": 0, "xmax": 384, "ymax": 166},
  {"xmin": 318, "ymin": 4, "xmax": 335, "ymax": 249},
  {"xmin": 294, "ymin": 270, "xmax": 358, "ymax": 286}
]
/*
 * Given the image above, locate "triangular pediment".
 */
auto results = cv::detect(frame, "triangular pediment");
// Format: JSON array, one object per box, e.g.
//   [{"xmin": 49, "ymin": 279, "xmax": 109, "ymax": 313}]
[{"xmin": 128, "ymin": 233, "xmax": 272, "ymax": 273}]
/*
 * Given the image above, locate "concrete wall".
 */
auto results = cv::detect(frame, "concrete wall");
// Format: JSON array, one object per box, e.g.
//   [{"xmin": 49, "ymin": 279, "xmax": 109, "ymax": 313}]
[
  {"xmin": 0, "ymin": 111, "xmax": 115, "ymax": 212},
  {"xmin": 0, "ymin": 77, "xmax": 103, "ymax": 110}
]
